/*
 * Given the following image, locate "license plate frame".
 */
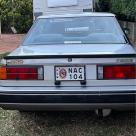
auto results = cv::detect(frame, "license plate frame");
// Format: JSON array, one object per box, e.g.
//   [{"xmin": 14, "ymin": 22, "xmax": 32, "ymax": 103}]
[{"xmin": 55, "ymin": 65, "xmax": 86, "ymax": 81}]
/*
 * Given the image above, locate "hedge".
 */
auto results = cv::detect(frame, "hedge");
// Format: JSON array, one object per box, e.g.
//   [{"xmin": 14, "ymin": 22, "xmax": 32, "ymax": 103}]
[
  {"xmin": 96, "ymin": 0, "xmax": 136, "ymax": 22},
  {"xmin": 0, "ymin": 0, "xmax": 33, "ymax": 33}
]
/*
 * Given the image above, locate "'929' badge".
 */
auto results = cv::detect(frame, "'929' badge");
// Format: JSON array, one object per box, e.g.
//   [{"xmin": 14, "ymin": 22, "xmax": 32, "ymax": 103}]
[{"xmin": 7, "ymin": 60, "xmax": 24, "ymax": 65}]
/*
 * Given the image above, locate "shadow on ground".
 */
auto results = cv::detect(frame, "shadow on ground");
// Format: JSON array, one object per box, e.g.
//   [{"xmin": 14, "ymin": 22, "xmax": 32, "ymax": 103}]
[{"xmin": 0, "ymin": 109, "xmax": 135, "ymax": 136}]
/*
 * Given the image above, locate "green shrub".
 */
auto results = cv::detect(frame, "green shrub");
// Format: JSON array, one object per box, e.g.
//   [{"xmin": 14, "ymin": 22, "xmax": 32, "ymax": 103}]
[
  {"xmin": 96, "ymin": 0, "xmax": 136, "ymax": 22},
  {"xmin": 110, "ymin": 0, "xmax": 136, "ymax": 21},
  {"xmin": 0, "ymin": 0, "xmax": 33, "ymax": 33}
]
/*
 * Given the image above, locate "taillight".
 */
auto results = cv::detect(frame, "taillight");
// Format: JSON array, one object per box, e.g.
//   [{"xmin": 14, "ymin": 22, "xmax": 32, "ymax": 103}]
[
  {"xmin": 0, "ymin": 66, "xmax": 43, "ymax": 80},
  {"xmin": 98, "ymin": 65, "xmax": 136, "ymax": 80}
]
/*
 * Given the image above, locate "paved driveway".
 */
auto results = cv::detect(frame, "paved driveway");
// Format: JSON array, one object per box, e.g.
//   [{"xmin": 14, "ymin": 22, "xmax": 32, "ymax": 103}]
[{"xmin": 0, "ymin": 34, "xmax": 24, "ymax": 54}]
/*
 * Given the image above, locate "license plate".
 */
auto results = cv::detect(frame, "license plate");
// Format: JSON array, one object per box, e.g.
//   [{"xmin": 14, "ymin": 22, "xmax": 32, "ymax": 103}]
[{"xmin": 55, "ymin": 66, "xmax": 85, "ymax": 81}]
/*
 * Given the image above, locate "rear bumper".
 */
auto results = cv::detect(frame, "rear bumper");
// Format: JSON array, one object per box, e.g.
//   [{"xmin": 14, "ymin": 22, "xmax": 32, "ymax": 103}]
[{"xmin": 0, "ymin": 90, "xmax": 135, "ymax": 110}]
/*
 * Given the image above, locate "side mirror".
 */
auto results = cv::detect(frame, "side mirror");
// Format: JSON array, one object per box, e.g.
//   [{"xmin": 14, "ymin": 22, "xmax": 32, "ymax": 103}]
[{"xmin": 124, "ymin": 28, "xmax": 130, "ymax": 35}]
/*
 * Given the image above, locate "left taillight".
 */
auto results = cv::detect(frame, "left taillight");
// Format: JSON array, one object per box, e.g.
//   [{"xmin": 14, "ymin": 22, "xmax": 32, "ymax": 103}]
[
  {"xmin": 0, "ymin": 66, "xmax": 43, "ymax": 80},
  {"xmin": 98, "ymin": 65, "xmax": 136, "ymax": 80}
]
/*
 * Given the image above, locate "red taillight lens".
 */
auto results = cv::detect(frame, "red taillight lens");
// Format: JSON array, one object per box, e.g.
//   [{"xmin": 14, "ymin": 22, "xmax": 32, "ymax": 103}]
[
  {"xmin": 7, "ymin": 68, "xmax": 37, "ymax": 73},
  {"xmin": 98, "ymin": 65, "xmax": 136, "ymax": 80},
  {"xmin": 0, "ymin": 66, "xmax": 43, "ymax": 80}
]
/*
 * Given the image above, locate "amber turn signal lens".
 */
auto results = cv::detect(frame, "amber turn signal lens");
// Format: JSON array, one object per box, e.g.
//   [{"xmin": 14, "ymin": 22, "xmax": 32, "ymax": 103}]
[{"xmin": 0, "ymin": 67, "xmax": 7, "ymax": 80}]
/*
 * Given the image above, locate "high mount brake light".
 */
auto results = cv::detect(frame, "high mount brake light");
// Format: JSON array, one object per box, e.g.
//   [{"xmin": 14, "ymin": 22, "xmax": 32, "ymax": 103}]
[
  {"xmin": 98, "ymin": 65, "xmax": 136, "ymax": 80},
  {"xmin": 0, "ymin": 66, "xmax": 43, "ymax": 80}
]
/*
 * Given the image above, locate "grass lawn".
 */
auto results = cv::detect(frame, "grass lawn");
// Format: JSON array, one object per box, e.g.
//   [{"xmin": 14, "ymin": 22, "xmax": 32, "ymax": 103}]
[{"xmin": 0, "ymin": 109, "xmax": 135, "ymax": 136}]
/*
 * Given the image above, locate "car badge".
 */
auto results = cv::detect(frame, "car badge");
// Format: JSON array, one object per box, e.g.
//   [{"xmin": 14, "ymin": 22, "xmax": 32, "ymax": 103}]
[{"xmin": 68, "ymin": 58, "xmax": 72, "ymax": 62}]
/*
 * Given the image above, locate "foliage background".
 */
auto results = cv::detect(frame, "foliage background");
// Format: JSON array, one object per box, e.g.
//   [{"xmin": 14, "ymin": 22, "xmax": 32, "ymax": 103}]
[
  {"xmin": 96, "ymin": 0, "xmax": 136, "ymax": 22},
  {"xmin": 0, "ymin": 0, "xmax": 33, "ymax": 33},
  {"xmin": 0, "ymin": 0, "xmax": 135, "ymax": 33}
]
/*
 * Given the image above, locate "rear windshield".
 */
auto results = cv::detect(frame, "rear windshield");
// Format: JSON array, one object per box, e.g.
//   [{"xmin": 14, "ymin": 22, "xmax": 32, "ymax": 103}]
[{"xmin": 23, "ymin": 16, "xmax": 126, "ymax": 45}]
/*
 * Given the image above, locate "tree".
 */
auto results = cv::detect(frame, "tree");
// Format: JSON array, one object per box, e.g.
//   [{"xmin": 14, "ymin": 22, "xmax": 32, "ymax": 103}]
[
  {"xmin": 98, "ymin": 0, "xmax": 111, "ymax": 12},
  {"xmin": 0, "ymin": 0, "xmax": 33, "ymax": 33},
  {"xmin": 95, "ymin": 0, "xmax": 136, "ymax": 22},
  {"xmin": 110, "ymin": 0, "xmax": 136, "ymax": 21}
]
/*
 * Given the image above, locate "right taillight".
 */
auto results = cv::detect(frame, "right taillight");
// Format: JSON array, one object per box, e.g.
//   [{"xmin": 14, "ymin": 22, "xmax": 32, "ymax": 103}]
[{"xmin": 98, "ymin": 65, "xmax": 136, "ymax": 80}]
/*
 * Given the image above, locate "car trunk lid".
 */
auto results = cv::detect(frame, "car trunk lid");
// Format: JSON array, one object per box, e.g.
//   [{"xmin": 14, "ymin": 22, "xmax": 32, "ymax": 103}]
[{"xmin": 1, "ymin": 44, "xmax": 136, "ymax": 87}]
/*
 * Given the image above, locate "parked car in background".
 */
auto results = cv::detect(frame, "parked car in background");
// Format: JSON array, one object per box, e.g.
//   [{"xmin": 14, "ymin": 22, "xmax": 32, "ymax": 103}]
[{"xmin": 0, "ymin": 13, "xmax": 135, "ymax": 116}]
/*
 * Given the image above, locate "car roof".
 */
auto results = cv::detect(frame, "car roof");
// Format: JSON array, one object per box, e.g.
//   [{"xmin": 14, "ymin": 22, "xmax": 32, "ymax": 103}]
[{"xmin": 38, "ymin": 12, "xmax": 115, "ymax": 19}]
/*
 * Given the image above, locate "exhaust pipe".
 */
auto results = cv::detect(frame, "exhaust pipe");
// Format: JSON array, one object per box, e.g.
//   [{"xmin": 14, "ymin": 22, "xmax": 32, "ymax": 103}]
[{"xmin": 95, "ymin": 109, "xmax": 112, "ymax": 117}]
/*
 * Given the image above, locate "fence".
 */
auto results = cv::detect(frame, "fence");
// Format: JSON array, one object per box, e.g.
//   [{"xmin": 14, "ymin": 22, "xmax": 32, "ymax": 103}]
[{"xmin": 119, "ymin": 21, "xmax": 136, "ymax": 46}]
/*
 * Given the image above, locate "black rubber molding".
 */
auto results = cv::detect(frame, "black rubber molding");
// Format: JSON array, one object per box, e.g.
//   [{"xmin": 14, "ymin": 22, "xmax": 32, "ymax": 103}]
[{"xmin": 4, "ymin": 54, "xmax": 136, "ymax": 60}]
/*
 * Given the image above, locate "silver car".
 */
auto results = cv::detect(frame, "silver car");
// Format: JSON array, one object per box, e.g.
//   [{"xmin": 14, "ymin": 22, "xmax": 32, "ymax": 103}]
[{"xmin": 0, "ymin": 13, "xmax": 135, "ymax": 116}]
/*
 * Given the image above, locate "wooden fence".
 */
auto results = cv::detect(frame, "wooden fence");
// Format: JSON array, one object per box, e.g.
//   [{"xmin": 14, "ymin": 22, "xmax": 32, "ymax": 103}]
[{"xmin": 119, "ymin": 21, "xmax": 136, "ymax": 46}]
